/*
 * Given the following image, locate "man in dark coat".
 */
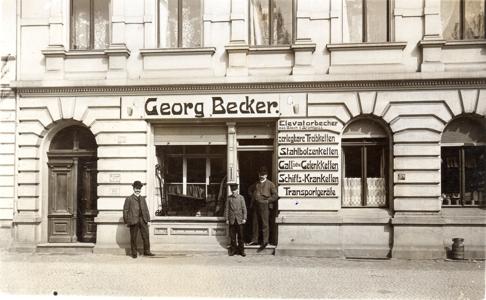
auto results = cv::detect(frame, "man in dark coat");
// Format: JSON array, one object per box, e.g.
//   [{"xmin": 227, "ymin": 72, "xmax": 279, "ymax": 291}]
[
  {"xmin": 248, "ymin": 166, "xmax": 278, "ymax": 250},
  {"xmin": 224, "ymin": 183, "xmax": 247, "ymax": 256},
  {"xmin": 123, "ymin": 180, "xmax": 154, "ymax": 258}
]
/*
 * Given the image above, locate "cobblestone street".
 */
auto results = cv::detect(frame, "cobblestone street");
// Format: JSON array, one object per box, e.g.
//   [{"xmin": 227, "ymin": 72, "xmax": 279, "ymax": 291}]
[{"xmin": 0, "ymin": 251, "xmax": 484, "ymax": 299}]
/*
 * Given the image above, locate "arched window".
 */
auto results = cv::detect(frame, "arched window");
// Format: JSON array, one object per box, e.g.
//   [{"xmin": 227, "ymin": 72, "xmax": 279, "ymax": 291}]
[
  {"xmin": 441, "ymin": 116, "xmax": 486, "ymax": 207},
  {"xmin": 342, "ymin": 118, "xmax": 389, "ymax": 207}
]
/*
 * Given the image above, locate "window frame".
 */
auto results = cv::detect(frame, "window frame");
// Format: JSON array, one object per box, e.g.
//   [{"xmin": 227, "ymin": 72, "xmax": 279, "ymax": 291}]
[
  {"xmin": 248, "ymin": 0, "xmax": 295, "ymax": 46},
  {"xmin": 157, "ymin": 0, "xmax": 204, "ymax": 48},
  {"xmin": 343, "ymin": 0, "xmax": 394, "ymax": 43},
  {"xmin": 70, "ymin": 0, "xmax": 111, "ymax": 50},
  {"xmin": 342, "ymin": 138, "xmax": 389, "ymax": 207},
  {"xmin": 441, "ymin": 145, "xmax": 486, "ymax": 207},
  {"xmin": 442, "ymin": 0, "xmax": 486, "ymax": 40}
]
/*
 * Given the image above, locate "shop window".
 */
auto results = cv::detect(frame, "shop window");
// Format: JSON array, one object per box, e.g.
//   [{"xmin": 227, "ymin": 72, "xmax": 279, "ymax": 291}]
[
  {"xmin": 441, "ymin": 117, "xmax": 486, "ymax": 207},
  {"xmin": 441, "ymin": 0, "xmax": 485, "ymax": 40},
  {"xmin": 343, "ymin": 0, "xmax": 392, "ymax": 43},
  {"xmin": 71, "ymin": 0, "xmax": 110, "ymax": 50},
  {"xmin": 156, "ymin": 145, "xmax": 227, "ymax": 216},
  {"xmin": 158, "ymin": 0, "xmax": 202, "ymax": 48},
  {"xmin": 249, "ymin": 0, "xmax": 293, "ymax": 46},
  {"xmin": 342, "ymin": 119, "xmax": 389, "ymax": 207}
]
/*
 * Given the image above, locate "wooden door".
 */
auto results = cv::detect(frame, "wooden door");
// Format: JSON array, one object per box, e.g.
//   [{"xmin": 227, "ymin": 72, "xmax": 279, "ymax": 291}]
[
  {"xmin": 78, "ymin": 160, "xmax": 97, "ymax": 242},
  {"xmin": 48, "ymin": 159, "xmax": 77, "ymax": 243}
]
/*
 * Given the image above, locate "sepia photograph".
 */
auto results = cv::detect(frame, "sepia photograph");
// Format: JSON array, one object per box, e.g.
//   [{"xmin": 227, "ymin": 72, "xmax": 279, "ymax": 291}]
[{"xmin": 0, "ymin": 0, "xmax": 485, "ymax": 299}]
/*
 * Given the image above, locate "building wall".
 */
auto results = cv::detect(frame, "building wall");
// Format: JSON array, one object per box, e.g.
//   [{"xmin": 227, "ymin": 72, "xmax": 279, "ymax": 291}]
[
  {"xmin": 8, "ymin": 0, "xmax": 486, "ymax": 258},
  {"xmin": 0, "ymin": 0, "xmax": 17, "ymax": 246}
]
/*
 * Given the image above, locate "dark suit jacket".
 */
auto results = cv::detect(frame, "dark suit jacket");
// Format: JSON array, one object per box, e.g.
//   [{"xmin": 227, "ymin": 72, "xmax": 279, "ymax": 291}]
[
  {"xmin": 123, "ymin": 194, "xmax": 150, "ymax": 225},
  {"xmin": 248, "ymin": 180, "xmax": 278, "ymax": 206},
  {"xmin": 224, "ymin": 194, "xmax": 247, "ymax": 225}
]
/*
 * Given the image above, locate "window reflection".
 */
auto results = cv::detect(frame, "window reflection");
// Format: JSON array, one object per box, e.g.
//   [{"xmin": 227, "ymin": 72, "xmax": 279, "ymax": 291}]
[
  {"xmin": 441, "ymin": 0, "xmax": 485, "ymax": 40},
  {"xmin": 71, "ymin": 0, "xmax": 109, "ymax": 50},
  {"xmin": 159, "ymin": 0, "xmax": 202, "ymax": 48},
  {"xmin": 250, "ymin": 0, "xmax": 292, "ymax": 46},
  {"xmin": 343, "ymin": 0, "xmax": 389, "ymax": 43}
]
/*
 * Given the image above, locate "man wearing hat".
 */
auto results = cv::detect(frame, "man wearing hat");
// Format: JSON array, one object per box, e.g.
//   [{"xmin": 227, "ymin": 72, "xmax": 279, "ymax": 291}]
[
  {"xmin": 123, "ymin": 180, "xmax": 154, "ymax": 258},
  {"xmin": 224, "ymin": 183, "xmax": 247, "ymax": 256},
  {"xmin": 248, "ymin": 166, "xmax": 278, "ymax": 250}
]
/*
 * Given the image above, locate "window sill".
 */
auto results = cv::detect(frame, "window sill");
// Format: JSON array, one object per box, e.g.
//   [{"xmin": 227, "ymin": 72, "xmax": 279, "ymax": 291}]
[
  {"xmin": 140, "ymin": 47, "xmax": 216, "ymax": 56},
  {"xmin": 249, "ymin": 45, "xmax": 292, "ymax": 54},
  {"xmin": 443, "ymin": 40, "xmax": 486, "ymax": 48},
  {"xmin": 327, "ymin": 42, "xmax": 407, "ymax": 51},
  {"xmin": 65, "ymin": 50, "xmax": 108, "ymax": 58}
]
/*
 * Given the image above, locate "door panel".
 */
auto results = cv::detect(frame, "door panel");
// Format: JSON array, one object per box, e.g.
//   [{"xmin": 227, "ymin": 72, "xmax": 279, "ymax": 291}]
[
  {"xmin": 78, "ymin": 160, "xmax": 97, "ymax": 242},
  {"xmin": 48, "ymin": 160, "xmax": 76, "ymax": 243}
]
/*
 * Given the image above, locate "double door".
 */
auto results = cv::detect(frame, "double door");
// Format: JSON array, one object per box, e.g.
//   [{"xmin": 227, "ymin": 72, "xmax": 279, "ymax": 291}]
[{"xmin": 47, "ymin": 155, "xmax": 97, "ymax": 243}]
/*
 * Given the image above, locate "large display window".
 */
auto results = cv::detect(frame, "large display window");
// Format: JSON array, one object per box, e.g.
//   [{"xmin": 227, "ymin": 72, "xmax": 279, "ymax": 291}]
[{"xmin": 156, "ymin": 145, "xmax": 227, "ymax": 216}]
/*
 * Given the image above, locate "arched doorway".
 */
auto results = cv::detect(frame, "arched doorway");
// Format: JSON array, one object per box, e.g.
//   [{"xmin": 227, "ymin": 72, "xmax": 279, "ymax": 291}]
[{"xmin": 47, "ymin": 125, "xmax": 98, "ymax": 243}]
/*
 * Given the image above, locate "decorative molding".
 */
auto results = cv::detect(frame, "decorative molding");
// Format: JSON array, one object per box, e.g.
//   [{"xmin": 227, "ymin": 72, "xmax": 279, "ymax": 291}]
[
  {"xmin": 140, "ymin": 47, "xmax": 216, "ymax": 56},
  {"xmin": 12, "ymin": 77, "xmax": 486, "ymax": 97},
  {"xmin": 327, "ymin": 42, "xmax": 408, "ymax": 51}
]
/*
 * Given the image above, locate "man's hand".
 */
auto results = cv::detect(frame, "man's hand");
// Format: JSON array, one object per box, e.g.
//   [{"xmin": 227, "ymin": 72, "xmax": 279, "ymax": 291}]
[
  {"xmin": 242, "ymin": 219, "xmax": 246, "ymax": 224},
  {"xmin": 225, "ymin": 220, "xmax": 229, "ymax": 224}
]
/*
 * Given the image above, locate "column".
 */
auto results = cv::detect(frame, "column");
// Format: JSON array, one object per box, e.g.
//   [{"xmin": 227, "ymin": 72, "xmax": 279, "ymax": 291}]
[
  {"xmin": 292, "ymin": 0, "xmax": 316, "ymax": 75},
  {"xmin": 419, "ymin": 0, "xmax": 445, "ymax": 72},
  {"xmin": 226, "ymin": 0, "xmax": 249, "ymax": 76},
  {"xmin": 105, "ymin": 0, "xmax": 131, "ymax": 79}
]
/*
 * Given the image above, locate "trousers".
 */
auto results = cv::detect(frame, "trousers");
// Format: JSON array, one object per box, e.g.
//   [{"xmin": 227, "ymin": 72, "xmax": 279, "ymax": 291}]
[
  {"xmin": 229, "ymin": 223, "xmax": 244, "ymax": 253},
  {"xmin": 129, "ymin": 219, "xmax": 150, "ymax": 255},
  {"xmin": 251, "ymin": 201, "xmax": 269, "ymax": 245}
]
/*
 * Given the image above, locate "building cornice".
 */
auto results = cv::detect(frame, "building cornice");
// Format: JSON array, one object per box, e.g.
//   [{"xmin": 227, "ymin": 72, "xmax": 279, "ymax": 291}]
[{"xmin": 11, "ymin": 73, "xmax": 486, "ymax": 96}]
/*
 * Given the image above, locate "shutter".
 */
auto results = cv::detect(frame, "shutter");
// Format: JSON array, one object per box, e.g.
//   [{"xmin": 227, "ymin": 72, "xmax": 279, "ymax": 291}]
[{"xmin": 154, "ymin": 125, "xmax": 227, "ymax": 145}]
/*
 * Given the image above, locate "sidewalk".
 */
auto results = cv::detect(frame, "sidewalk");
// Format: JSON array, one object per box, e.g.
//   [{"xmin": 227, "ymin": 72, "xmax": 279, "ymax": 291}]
[{"xmin": 0, "ymin": 250, "xmax": 484, "ymax": 299}]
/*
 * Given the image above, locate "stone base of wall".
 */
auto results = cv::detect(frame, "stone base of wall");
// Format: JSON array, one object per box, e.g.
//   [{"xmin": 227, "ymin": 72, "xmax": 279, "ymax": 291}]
[{"xmin": 0, "ymin": 221, "xmax": 12, "ymax": 249}]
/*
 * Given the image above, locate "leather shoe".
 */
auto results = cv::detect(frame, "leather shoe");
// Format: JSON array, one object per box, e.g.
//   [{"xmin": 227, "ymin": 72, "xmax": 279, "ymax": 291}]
[
  {"xmin": 248, "ymin": 241, "xmax": 258, "ymax": 246},
  {"xmin": 229, "ymin": 251, "xmax": 235, "ymax": 256},
  {"xmin": 240, "ymin": 252, "xmax": 246, "ymax": 257},
  {"xmin": 131, "ymin": 254, "xmax": 137, "ymax": 258},
  {"xmin": 144, "ymin": 252, "xmax": 155, "ymax": 256}
]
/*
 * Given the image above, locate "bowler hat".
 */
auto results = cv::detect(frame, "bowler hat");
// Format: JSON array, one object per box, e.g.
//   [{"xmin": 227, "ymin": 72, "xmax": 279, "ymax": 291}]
[
  {"xmin": 258, "ymin": 166, "xmax": 268, "ymax": 175},
  {"xmin": 228, "ymin": 182, "xmax": 239, "ymax": 190},
  {"xmin": 132, "ymin": 180, "xmax": 143, "ymax": 188}
]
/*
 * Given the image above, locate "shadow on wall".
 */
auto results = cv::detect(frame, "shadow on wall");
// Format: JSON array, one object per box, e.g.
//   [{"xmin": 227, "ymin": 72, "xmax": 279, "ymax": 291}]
[{"xmin": 114, "ymin": 219, "xmax": 131, "ymax": 256}]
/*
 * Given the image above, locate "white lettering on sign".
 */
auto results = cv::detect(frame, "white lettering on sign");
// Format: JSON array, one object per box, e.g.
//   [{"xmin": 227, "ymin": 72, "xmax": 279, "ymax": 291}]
[{"xmin": 144, "ymin": 95, "xmax": 279, "ymax": 118}]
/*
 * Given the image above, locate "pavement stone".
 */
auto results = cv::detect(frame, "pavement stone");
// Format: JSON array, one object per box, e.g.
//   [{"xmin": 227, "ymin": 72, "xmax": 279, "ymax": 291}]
[{"xmin": 0, "ymin": 250, "xmax": 484, "ymax": 299}]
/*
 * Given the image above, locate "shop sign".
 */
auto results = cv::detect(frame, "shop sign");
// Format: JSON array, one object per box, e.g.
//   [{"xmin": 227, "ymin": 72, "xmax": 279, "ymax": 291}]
[
  {"xmin": 123, "ymin": 94, "xmax": 307, "ymax": 119},
  {"xmin": 278, "ymin": 185, "xmax": 338, "ymax": 198},
  {"xmin": 278, "ymin": 145, "xmax": 339, "ymax": 157},
  {"xmin": 277, "ymin": 117, "xmax": 342, "ymax": 203},
  {"xmin": 278, "ymin": 131, "xmax": 339, "ymax": 144},
  {"xmin": 143, "ymin": 95, "xmax": 280, "ymax": 118},
  {"xmin": 278, "ymin": 118, "xmax": 342, "ymax": 132}
]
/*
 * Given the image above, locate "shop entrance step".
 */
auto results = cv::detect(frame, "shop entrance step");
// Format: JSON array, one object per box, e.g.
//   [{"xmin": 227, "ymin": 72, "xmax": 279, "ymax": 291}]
[
  {"xmin": 37, "ymin": 243, "xmax": 95, "ymax": 254},
  {"xmin": 242, "ymin": 244, "xmax": 276, "ymax": 255}
]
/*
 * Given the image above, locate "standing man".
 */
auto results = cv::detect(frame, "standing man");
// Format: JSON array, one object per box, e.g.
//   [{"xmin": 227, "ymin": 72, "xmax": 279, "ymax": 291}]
[
  {"xmin": 123, "ymin": 180, "xmax": 155, "ymax": 258},
  {"xmin": 224, "ymin": 183, "xmax": 247, "ymax": 256},
  {"xmin": 248, "ymin": 166, "xmax": 278, "ymax": 250}
]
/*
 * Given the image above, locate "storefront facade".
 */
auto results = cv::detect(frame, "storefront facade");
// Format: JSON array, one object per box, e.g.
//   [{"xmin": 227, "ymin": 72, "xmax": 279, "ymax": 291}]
[{"xmin": 2, "ymin": 0, "xmax": 486, "ymax": 258}]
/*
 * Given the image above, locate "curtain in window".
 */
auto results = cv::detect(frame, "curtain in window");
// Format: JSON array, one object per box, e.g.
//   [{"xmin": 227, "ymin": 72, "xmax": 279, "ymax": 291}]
[
  {"xmin": 441, "ymin": 0, "xmax": 461, "ymax": 40},
  {"xmin": 343, "ymin": 0, "xmax": 363, "ymax": 43},
  {"xmin": 250, "ymin": 0, "xmax": 269, "ymax": 45},
  {"xmin": 366, "ymin": 0, "xmax": 388, "ymax": 42},
  {"xmin": 366, "ymin": 177, "xmax": 386, "ymax": 206},
  {"xmin": 464, "ymin": 0, "xmax": 485, "ymax": 39},
  {"xmin": 93, "ymin": 0, "xmax": 109, "ymax": 49},
  {"xmin": 159, "ymin": 0, "xmax": 178, "ymax": 47},
  {"xmin": 271, "ymin": 0, "xmax": 292, "ymax": 45},
  {"xmin": 72, "ymin": 0, "xmax": 90, "ymax": 49},
  {"xmin": 343, "ymin": 177, "xmax": 362, "ymax": 206},
  {"xmin": 181, "ymin": 0, "xmax": 202, "ymax": 47}
]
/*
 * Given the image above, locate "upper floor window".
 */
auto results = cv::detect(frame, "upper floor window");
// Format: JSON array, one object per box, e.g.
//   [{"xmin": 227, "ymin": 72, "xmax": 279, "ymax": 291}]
[
  {"xmin": 249, "ymin": 0, "xmax": 293, "ymax": 46},
  {"xmin": 158, "ymin": 0, "xmax": 202, "ymax": 48},
  {"xmin": 71, "ymin": 0, "xmax": 110, "ymax": 50},
  {"xmin": 343, "ymin": 0, "xmax": 391, "ymax": 43},
  {"xmin": 441, "ymin": 0, "xmax": 485, "ymax": 40},
  {"xmin": 342, "ymin": 118, "xmax": 389, "ymax": 208},
  {"xmin": 441, "ymin": 116, "xmax": 486, "ymax": 207}
]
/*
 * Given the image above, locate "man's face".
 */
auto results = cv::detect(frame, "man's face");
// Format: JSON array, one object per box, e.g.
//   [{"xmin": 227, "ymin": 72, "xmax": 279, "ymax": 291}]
[
  {"xmin": 231, "ymin": 188, "xmax": 239, "ymax": 195},
  {"xmin": 259, "ymin": 173, "xmax": 267, "ymax": 181},
  {"xmin": 133, "ymin": 187, "xmax": 141, "ymax": 196}
]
